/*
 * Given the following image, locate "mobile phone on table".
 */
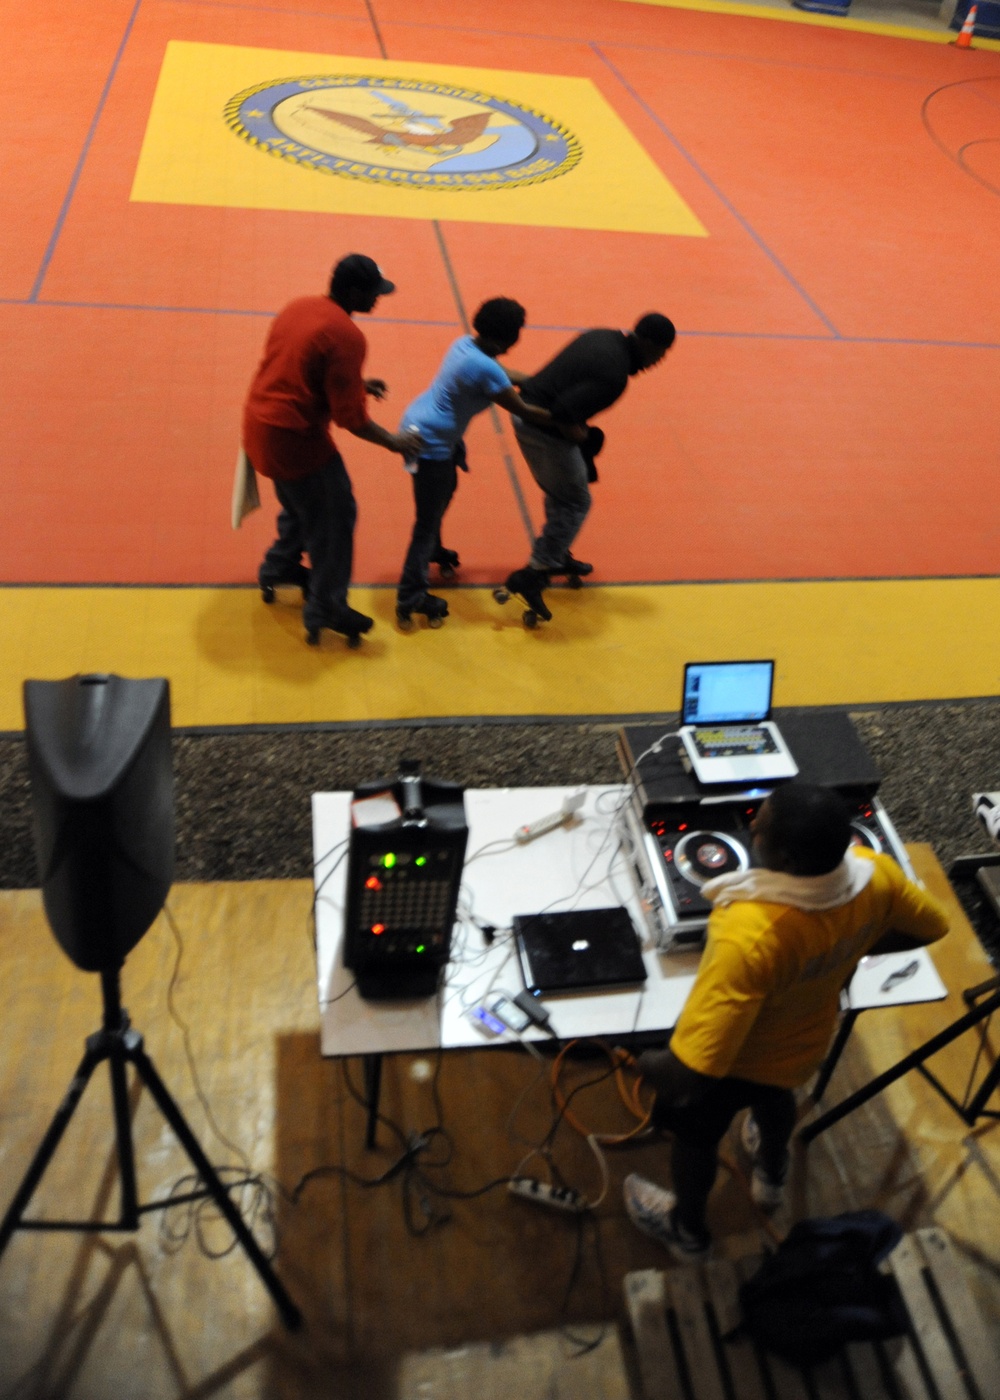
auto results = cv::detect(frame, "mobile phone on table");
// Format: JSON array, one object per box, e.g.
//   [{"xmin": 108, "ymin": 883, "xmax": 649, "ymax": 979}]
[{"xmin": 485, "ymin": 993, "xmax": 533, "ymax": 1033}]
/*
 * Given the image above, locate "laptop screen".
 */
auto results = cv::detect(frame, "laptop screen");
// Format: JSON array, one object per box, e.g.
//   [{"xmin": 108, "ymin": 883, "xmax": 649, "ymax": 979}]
[{"xmin": 682, "ymin": 660, "xmax": 774, "ymax": 725}]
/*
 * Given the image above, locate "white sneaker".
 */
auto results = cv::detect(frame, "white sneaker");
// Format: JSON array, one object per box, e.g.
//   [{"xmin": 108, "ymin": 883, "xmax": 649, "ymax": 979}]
[
  {"xmin": 623, "ymin": 1174, "xmax": 710, "ymax": 1260},
  {"xmin": 740, "ymin": 1113, "xmax": 786, "ymax": 1212},
  {"xmin": 974, "ymin": 793, "xmax": 1000, "ymax": 849}
]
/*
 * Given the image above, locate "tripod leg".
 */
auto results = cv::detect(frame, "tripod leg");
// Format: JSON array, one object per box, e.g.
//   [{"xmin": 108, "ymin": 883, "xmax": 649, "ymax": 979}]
[
  {"xmin": 108, "ymin": 1049, "xmax": 140, "ymax": 1229},
  {"xmin": 811, "ymin": 1010, "xmax": 860, "ymax": 1103},
  {"xmin": 0, "ymin": 1044, "xmax": 104, "ymax": 1260},
  {"xmin": 965, "ymin": 1042, "xmax": 1000, "ymax": 1122},
  {"xmin": 127, "ymin": 1042, "xmax": 302, "ymax": 1331},
  {"xmin": 800, "ymin": 989, "xmax": 1000, "ymax": 1143}
]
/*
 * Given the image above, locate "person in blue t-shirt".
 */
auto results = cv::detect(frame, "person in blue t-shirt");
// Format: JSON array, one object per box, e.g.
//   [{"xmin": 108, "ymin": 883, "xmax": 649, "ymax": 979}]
[{"xmin": 395, "ymin": 298, "xmax": 550, "ymax": 628}]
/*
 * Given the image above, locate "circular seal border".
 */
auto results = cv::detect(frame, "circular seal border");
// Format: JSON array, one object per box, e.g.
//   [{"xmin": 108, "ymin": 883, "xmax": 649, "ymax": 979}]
[{"xmin": 223, "ymin": 74, "xmax": 582, "ymax": 191}]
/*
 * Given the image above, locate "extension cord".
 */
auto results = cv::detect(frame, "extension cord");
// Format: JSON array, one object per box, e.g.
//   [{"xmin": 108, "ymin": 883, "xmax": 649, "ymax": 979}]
[
  {"xmin": 507, "ymin": 1176, "xmax": 588, "ymax": 1213},
  {"xmin": 514, "ymin": 790, "xmax": 586, "ymax": 844}
]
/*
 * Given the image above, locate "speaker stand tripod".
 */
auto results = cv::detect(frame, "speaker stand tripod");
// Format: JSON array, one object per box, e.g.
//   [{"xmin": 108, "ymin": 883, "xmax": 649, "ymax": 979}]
[
  {"xmin": 800, "ymin": 973, "xmax": 1000, "ymax": 1143},
  {"xmin": 0, "ymin": 967, "xmax": 302, "ymax": 1331}
]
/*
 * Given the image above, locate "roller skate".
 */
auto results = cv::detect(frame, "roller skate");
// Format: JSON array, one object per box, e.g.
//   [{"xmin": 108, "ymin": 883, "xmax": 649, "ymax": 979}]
[
  {"xmin": 431, "ymin": 546, "xmax": 461, "ymax": 582},
  {"xmin": 396, "ymin": 593, "xmax": 449, "ymax": 631},
  {"xmin": 305, "ymin": 605, "xmax": 374, "ymax": 650},
  {"xmin": 260, "ymin": 565, "xmax": 311, "ymax": 604},
  {"xmin": 493, "ymin": 567, "xmax": 552, "ymax": 628},
  {"xmin": 548, "ymin": 551, "xmax": 593, "ymax": 591}
]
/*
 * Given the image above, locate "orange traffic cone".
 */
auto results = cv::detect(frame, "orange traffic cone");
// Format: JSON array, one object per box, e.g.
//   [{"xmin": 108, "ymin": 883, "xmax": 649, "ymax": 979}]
[{"xmin": 955, "ymin": 2, "xmax": 978, "ymax": 47}]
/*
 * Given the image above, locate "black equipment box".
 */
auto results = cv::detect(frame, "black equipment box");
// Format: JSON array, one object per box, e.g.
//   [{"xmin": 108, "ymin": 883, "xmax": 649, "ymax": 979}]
[
  {"xmin": 343, "ymin": 762, "xmax": 468, "ymax": 1000},
  {"xmin": 619, "ymin": 709, "xmax": 881, "ymax": 817}
]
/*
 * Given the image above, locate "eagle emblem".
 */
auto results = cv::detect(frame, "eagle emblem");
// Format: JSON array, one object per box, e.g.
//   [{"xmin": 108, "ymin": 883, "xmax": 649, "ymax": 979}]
[{"xmin": 225, "ymin": 76, "xmax": 581, "ymax": 191}]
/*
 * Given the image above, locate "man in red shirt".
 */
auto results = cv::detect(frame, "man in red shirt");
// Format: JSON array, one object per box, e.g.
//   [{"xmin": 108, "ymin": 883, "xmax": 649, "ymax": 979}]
[{"xmin": 243, "ymin": 253, "xmax": 420, "ymax": 645}]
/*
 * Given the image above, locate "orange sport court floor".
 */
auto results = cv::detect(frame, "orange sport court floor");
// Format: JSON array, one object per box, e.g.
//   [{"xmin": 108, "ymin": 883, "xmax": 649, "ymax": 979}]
[{"xmin": 3, "ymin": 0, "xmax": 1000, "ymax": 730}]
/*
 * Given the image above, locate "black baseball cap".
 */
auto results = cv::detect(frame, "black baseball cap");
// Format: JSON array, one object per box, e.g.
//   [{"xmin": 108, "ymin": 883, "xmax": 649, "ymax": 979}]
[{"xmin": 331, "ymin": 253, "xmax": 395, "ymax": 297}]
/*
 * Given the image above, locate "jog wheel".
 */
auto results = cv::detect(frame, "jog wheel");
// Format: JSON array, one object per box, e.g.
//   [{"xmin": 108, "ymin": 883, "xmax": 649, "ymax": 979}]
[
  {"xmin": 849, "ymin": 821, "xmax": 882, "ymax": 853},
  {"xmin": 674, "ymin": 830, "xmax": 749, "ymax": 888}
]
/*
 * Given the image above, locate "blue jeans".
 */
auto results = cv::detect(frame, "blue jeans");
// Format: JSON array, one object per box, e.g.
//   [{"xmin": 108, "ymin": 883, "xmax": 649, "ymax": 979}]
[
  {"xmin": 397, "ymin": 456, "xmax": 459, "ymax": 610},
  {"xmin": 513, "ymin": 419, "xmax": 591, "ymax": 571},
  {"xmin": 258, "ymin": 451, "xmax": 357, "ymax": 632}
]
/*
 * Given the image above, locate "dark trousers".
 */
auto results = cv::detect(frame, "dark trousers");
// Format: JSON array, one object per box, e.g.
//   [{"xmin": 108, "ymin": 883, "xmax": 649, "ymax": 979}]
[
  {"xmin": 397, "ymin": 456, "xmax": 458, "ymax": 610},
  {"xmin": 259, "ymin": 451, "xmax": 357, "ymax": 633},
  {"xmin": 653, "ymin": 1077, "xmax": 797, "ymax": 1237}
]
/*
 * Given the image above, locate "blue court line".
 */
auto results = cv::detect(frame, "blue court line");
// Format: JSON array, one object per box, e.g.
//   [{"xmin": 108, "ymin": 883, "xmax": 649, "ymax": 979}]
[
  {"xmin": 2, "ymin": 299, "xmax": 998, "ymax": 351},
  {"xmin": 29, "ymin": 0, "xmax": 145, "ymax": 303},
  {"xmin": 591, "ymin": 44, "xmax": 842, "ymax": 338}
]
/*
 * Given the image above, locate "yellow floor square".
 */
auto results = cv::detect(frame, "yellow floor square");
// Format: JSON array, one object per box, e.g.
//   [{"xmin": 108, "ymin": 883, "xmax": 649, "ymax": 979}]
[{"xmin": 130, "ymin": 41, "xmax": 708, "ymax": 236}]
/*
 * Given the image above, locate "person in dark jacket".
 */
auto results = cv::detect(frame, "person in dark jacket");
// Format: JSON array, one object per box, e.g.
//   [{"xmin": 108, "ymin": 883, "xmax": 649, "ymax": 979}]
[{"xmin": 502, "ymin": 313, "xmax": 676, "ymax": 620}]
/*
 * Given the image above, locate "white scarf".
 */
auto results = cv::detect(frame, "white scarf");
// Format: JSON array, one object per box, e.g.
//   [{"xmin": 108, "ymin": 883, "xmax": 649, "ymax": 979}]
[{"xmin": 702, "ymin": 849, "xmax": 875, "ymax": 911}]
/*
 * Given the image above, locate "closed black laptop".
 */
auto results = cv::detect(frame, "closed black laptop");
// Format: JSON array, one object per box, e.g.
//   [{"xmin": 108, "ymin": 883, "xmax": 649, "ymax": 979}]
[{"xmin": 514, "ymin": 907, "xmax": 647, "ymax": 995}]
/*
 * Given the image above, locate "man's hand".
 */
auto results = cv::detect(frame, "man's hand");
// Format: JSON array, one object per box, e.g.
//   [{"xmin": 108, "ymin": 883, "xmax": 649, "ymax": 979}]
[
  {"xmin": 559, "ymin": 422, "xmax": 589, "ymax": 445},
  {"xmin": 395, "ymin": 427, "xmax": 424, "ymax": 457},
  {"xmin": 348, "ymin": 420, "xmax": 423, "ymax": 456},
  {"xmin": 364, "ymin": 378, "xmax": 388, "ymax": 400}
]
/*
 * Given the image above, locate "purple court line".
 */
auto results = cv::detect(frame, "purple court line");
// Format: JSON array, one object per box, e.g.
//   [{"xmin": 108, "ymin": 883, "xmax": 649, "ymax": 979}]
[
  {"xmin": 29, "ymin": 0, "xmax": 146, "ymax": 303},
  {"xmin": 360, "ymin": 0, "xmax": 538, "ymax": 548},
  {"xmin": 0, "ymin": 298, "xmax": 460, "ymax": 326},
  {"xmin": 591, "ymin": 43, "xmax": 841, "ymax": 338},
  {"xmin": 1, "ymin": 300, "xmax": 997, "ymax": 351}
]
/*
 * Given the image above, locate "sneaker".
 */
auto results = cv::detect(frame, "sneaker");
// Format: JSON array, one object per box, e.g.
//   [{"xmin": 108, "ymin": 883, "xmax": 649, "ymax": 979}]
[
  {"xmin": 740, "ymin": 1113, "xmax": 787, "ymax": 1211},
  {"xmin": 974, "ymin": 792, "xmax": 1000, "ymax": 849},
  {"xmin": 623, "ymin": 1174, "xmax": 710, "ymax": 1260}
]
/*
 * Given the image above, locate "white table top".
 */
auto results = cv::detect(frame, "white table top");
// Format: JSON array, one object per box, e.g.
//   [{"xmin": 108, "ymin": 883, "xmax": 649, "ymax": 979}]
[
  {"xmin": 312, "ymin": 785, "xmax": 946, "ymax": 1058},
  {"xmin": 313, "ymin": 786, "xmax": 701, "ymax": 1057}
]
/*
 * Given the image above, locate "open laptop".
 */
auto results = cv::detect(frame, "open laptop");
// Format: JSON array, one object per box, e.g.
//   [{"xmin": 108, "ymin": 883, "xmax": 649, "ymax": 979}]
[
  {"xmin": 679, "ymin": 660, "xmax": 798, "ymax": 785},
  {"xmin": 514, "ymin": 907, "xmax": 647, "ymax": 995}
]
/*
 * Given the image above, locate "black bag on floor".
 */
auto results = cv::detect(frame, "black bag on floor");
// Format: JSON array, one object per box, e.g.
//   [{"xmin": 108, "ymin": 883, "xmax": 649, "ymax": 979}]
[{"xmin": 738, "ymin": 1211, "xmax": 908, "ymax": 1365}]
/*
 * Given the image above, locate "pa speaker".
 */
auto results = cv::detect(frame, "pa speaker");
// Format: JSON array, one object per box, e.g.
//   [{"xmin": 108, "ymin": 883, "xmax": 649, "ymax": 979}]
[{"xmin": 24, "ymin": 674, "xmax": 175, "ymax": 973}]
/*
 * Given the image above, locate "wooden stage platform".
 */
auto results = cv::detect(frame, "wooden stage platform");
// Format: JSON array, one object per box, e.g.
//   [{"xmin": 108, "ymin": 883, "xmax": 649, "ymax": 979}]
[{"xmin": 0, "ymin": 846, "xmax": 996, "ymax": 1398}]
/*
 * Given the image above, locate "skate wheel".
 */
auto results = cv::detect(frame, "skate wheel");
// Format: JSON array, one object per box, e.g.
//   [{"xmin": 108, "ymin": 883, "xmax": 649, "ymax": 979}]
[
  {"xmin": 567, "ymin": 573, "xmax": 584, "ymax": 590},
  {"xmin": 428, "ymin": 615, "xmax": 445, "ymax": 629},
  {"xmin": 305, "ymin": 628, "xmax": 320, "ymax": 647},
  {"xmin": 523, "ymin": 610, "xmax": 538, "ymax": 629},
  {"xmin": 261, "ymin": 585, "xmax": 276, "ymax": 604},
  {"xmin": 347, "ymin": 633, "xmax": 363, "ymax": 650},
  {"xmin": 438, "ymin": 565, "xmax": 457, "ymax": 581},
  {"xmin": 396, "ymin": 611, "xmax": 414, "ymax": 632},
  {"xmin": 493, "ymin": 588, "xmax": 510, "ymax": 604}
]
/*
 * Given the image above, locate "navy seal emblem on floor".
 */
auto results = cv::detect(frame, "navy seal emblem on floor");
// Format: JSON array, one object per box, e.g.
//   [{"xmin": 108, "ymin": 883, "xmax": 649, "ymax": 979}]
[{"xmin": 224, "ymin": 75, "xmax": 581, "ymax": 190}]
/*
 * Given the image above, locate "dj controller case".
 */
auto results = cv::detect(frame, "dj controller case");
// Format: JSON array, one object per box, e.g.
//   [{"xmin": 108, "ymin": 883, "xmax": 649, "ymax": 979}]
[{"xmin": 617, "ymin": 711, "xmax": 912, "ymax": 950}]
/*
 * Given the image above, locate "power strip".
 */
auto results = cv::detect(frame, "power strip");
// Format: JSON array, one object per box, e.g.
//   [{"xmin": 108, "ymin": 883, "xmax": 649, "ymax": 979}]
[{"xmin": 507, "ymin": 1177, "xmax": 588, "ymax": 1213}]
